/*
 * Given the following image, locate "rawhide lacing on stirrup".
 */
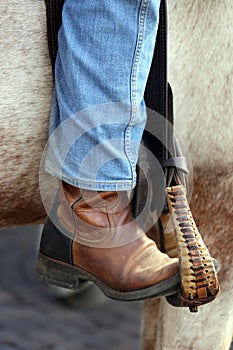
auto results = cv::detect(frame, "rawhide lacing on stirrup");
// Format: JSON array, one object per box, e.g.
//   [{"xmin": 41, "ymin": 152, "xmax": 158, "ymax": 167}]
[{"xmin": 165, "ymin": 185, "xmax": 220, "ymax": 312}]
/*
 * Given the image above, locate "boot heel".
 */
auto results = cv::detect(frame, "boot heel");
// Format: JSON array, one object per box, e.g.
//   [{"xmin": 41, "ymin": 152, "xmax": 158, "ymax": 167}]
[{"xmin": 36, "ymin": 252, "xmax": 88, "ymax": 291}]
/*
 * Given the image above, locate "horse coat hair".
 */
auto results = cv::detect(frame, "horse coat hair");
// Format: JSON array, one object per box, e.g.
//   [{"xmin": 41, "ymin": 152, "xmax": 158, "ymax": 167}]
[
  {"xmin": 0, "ymin": 1, "xmax": 52, "ymax": 227},
  {"xmin": 142, "ymin": 1, "xmax": 233, "ymax": 349},
  {"xmin": 0, "ymin": 1, "xmax": 232, "ymax": 349}
]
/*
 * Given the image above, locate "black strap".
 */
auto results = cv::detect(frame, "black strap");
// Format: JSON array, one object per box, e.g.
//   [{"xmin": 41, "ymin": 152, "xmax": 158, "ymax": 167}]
[
  {"xmin": 145, "ymin": 0, "xmax": 168, "ymax": 120},
  {"xmin": 142, "ymin": 0, "xmax": 170, "ymax": 172},
  {"xmin": 45, "ymin": 0, "xmax": 65, "ymax": 80},
  {"xmin": 162, "ymin": 157, "xmax": 189, "ymax": 174}
]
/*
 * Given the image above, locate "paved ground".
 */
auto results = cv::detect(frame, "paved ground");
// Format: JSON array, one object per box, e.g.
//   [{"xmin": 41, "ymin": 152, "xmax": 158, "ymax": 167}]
[{"xmin": 0, "ymin": 226, "xmax": 142, "ymax": 350}]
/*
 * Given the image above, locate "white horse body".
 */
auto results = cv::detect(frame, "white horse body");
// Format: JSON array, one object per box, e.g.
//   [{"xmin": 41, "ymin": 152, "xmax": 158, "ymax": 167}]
[
  {"xmin": 0, "ymin": 1, "xmax": 52, "ymax": 227},
  {"xmin": 0, "ymin": 1, "xmax": 232, "ymax": 349},
  {"xmin": 142, "ymin": 2, "xmax": 233, "ymax": 349}
]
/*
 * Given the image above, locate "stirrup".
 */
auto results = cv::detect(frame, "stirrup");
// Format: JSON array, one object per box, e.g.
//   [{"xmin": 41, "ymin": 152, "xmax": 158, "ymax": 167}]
[{"xmin": 162, "ymin": 184, "xmax": 220, "ymax": 312}]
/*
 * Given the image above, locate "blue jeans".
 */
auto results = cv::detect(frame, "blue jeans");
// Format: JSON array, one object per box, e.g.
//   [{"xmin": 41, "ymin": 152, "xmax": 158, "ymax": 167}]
[{"xmin": 45, "ymin": 0, "xmax": 161, "ymax": 191}]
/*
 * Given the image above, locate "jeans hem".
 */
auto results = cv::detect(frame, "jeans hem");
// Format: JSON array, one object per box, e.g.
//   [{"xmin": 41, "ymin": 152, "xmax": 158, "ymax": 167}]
[{"xmin": 45, "ymin": 165, "xmax": 137, "ymax": 191}]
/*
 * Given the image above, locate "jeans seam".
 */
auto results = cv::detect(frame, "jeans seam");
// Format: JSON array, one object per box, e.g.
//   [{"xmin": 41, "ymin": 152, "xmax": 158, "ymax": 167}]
[
  {"xmin": 125, "ymin": 0, "xmax": 150, "ymax": 184},
  {"xmin": 131, "ymin": 0, "xmax": 150, "ymax": 105}
]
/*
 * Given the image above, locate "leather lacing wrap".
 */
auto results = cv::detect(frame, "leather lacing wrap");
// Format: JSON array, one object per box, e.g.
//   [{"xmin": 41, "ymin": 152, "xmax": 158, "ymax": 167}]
[{"xmin": 165, "ymin": 184, "xmax": 220, "ymax": 312}]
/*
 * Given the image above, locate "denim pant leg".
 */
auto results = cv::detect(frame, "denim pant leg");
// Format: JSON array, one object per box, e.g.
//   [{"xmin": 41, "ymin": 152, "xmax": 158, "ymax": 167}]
[{"xmin": 45, "ymin": 0, "xmax": 161, "ymax": 191}]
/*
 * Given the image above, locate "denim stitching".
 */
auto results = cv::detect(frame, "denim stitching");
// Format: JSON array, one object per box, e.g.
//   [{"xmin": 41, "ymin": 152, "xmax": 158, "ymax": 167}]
[{"xmin": 125, "ymin": 0, "xmax": 150, "ymax": 185}]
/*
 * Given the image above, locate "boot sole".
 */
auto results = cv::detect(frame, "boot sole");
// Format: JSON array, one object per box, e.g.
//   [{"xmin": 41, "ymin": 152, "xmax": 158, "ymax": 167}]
[{"xmin": 36, "ymin": 251, "xmax": 180, "ymax": 301}]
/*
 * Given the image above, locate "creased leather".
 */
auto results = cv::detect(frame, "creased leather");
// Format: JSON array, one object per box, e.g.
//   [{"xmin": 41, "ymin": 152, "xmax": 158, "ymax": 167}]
[{"xmin": 57, "ymin": 181, "xmax": 179, "ymax": 292}]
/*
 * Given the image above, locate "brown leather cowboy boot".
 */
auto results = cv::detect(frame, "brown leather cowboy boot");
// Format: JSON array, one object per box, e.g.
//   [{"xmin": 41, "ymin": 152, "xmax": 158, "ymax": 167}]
[{"xmin": 36, "ymin": 181, "xmax": 180, "ymax": 301}]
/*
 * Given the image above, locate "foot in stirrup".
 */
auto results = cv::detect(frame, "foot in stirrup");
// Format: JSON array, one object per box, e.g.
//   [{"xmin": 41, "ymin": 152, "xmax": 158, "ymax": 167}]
[{"xmin": 36, "ymin": 181, "xmax": 180, "ymax": 301}]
